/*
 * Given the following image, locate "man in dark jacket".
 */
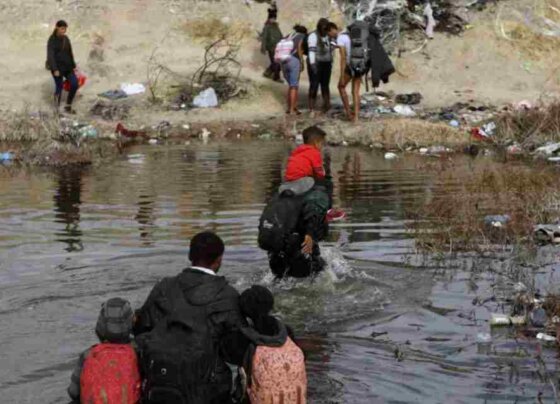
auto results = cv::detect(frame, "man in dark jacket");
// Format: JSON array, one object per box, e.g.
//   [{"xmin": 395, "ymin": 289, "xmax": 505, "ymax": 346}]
[{"xmin": 134, "ymin": 231, "xmax": 247, "ymax": 403}]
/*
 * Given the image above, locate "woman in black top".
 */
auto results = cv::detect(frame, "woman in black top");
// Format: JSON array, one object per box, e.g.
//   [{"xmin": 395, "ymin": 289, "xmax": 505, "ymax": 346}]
[{"xmin": 47, "ymin": 20, "xmax": 78, "ymax": 114}]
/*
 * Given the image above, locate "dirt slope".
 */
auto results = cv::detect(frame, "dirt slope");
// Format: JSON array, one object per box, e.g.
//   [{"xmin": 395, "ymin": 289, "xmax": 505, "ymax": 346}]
[{"xmin": 0, "ymin": 0, "xmax": 558, "ymax": 124}]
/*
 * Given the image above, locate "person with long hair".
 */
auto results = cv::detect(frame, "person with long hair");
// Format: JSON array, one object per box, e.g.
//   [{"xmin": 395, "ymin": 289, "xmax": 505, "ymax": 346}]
[
  {"xmin": 281, "ymin": 24, "xmax": 307, "ymax": 115},
  {"xmin": 46, "ymin": 20, "xmax": 79, "ymax": 114},
  {"xmin": 307, "ymin": 19, "xmax": 338, "ymax": 114}
]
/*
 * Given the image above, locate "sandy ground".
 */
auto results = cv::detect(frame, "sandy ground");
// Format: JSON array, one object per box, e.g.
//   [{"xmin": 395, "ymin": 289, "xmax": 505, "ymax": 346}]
[{"xmin": 0, "ymin": 0, "xmax": 558, "ymax": 126}]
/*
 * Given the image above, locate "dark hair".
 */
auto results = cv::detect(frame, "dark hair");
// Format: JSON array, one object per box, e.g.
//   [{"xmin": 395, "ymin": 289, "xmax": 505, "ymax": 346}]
[
  {"xmin": 293, "ymin": 24, "xmax": 308, "ymax": 35},
  {"xmin": 240, "ymin": 286, "xmax": 279, "ymax": 336},
  {"xmin": 303, "ymin": 125, "xmax": 326, "ymax": 145},
  {"xmin": 188, "ymin": 231, "xmax": 225, "ymax": 267},
  {"xmin": 327, "ymin": 22, "xmax": 338, "ymax": 32},
  {"xmin": 316, "ymin": 18, "xmax": 330, "ymax": 37},
  {"xmin": 52, "ymin": 20, "xmax": 68, "ymax": 37}
]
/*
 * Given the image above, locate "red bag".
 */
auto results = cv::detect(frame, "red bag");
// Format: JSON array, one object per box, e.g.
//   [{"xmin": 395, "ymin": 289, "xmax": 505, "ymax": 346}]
[
  {"xmin": 80, "ymin": 343, "xmax": 141, "ymax": 404},
  {"xmin": 63, "ymin": 69, "xmax": 87, "ymax": 92}
]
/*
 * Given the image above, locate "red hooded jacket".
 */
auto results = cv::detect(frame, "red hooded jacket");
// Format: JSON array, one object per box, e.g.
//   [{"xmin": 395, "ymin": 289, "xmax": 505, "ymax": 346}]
[{"xmin": 285, "ymin": 145, "xmax": 325, "ymax": 182}]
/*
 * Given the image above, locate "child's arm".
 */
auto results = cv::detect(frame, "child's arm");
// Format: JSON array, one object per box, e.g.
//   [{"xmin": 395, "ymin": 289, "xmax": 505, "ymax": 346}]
[
  {"xmin": 67, "ymin": 348, "xmax": 90, "ymax": 401},
  {"xmin": 311, "ymin": 150, "xmax": 326, "ymax": 180}
]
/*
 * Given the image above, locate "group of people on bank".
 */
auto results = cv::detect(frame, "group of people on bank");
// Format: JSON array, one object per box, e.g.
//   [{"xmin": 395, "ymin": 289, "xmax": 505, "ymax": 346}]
[{"xmin": 261, "ymin": 3, "xmax": 395, "ymax": 122}]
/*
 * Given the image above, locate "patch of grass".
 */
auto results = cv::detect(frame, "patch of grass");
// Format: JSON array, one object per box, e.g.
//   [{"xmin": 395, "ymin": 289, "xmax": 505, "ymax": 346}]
[{"xmin": 407, "ymin": 160, "xmax": 560, "ymax": 254}]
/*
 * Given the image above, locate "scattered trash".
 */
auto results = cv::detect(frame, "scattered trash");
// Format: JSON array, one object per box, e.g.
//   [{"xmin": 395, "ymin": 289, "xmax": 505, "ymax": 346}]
[
  {"xmin": 490, "ymin": 313, "xmax": 526, "ymax": 326},
  {"xmin": 419, "ymin": 147, "xmax": 429, "ymax": 155},
  {"xmin": 484, "ymin": 215, "xmax": 510, "ymax": 228},
  {"xmin": 536, "ymin": 333, "xmax": 556, "ymax": 343},
  {"xmin": 449, "ymin": 120, "xmax": 460, "ymax": 127},
  {"xmin": 193, "ymin": 88, "xmax": 219, "ymax": 108},
  {"xmin": 148, "ymin": 139, "xmax": 158, "ymax": 145},
  {"xmin": 90, "ymin": 101, "xmax": 130, "ymax": 121},
  {"xmin": 426, "ymin": 145, "xmax": 451, "ymax": 155},
  {"xmin": 295, "ymin": 134, "xmax": 304, "ymax": 145},
  {"xmin": 424, "ymin": 2, "xmax": 436, "ymax": 39},
  {"xmin": 476, "ymin": 332, "xmax": 492, "ymax": 343},
  {"xmin": 530, "ymin": 307, "xmax": 547, "ymax": 328},
  {"xmin": 342, "ymin": 141, "xmax": 349, "ymax": 147},
  {"xmin": 200, "ymin": 128, "xmax": 211, "ymax": 142},
  {"xmin": 393, "ymin": 105, "xmax": 416, "ymax": 117},
  {"xmin": 120, "ymin": 83, "xmax": 146, "ymax": 96},
  {"xmin": 154, "ymin": 121, "xmax": 172, "ymax": 133},
  {"xmin": 127, "ymin": 154, "xmax": 145, "ymax": 164},
  {"xmin": 395, "ymin": 92, "xmax": 423, "ymax": 105},
  {"xmin": 515, "ymin": 100, "xmax": 532, "ymax": 111},
  {"xmin": 0, "ymin": 152, "xmax": 13, "ymax": 162},
  {"xmin": 384, "ymin": 152, "xmax": 398, "ymax": 160},
  {"xmin": 98, "ymin": 90, "xmax": 128, "ymax": 100},
  {"xmin": 258, "ymin": 133, "xmax": 272, "ymax": 140},
  {"xmin": 548, "ymin": 157, "xmax": 560, "ymax": 163},
  {"xmin": 116, "ymin": 123, "xmax": 146, "ymax": 139},
  {"xmin": 182, "ymin": 124, "xmax": 190, "ymax": 130},
  {"xmin": 535, "ymin": 142, "xmax": 560, "ymax": 156},
  {"xmin": 78, "ymin": 125, "xmax": 98, "ymax": 139},
  {"xmin": 534, "ymin": 224, "xmax": 560, "ymax": 245},
  {"xmin": 506, "ymin": 143, "xmax": 522, "ymax": 155}
]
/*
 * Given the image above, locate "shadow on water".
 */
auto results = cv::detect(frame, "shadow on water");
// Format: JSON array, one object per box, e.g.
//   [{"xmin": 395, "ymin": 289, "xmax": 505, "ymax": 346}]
[{"xmin": 0, "ymin": 141, "xmax": 559, "ymax": 403}]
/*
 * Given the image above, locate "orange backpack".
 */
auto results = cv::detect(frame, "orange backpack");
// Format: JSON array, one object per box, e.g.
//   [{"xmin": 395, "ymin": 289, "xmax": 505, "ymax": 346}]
[
  {"xmin": 80, "ymin": 343, "xmax": 141, "ymax": 404},
  {"xmin": 248, "ymin": 337, "xmax": 307, "ymax": 404}
]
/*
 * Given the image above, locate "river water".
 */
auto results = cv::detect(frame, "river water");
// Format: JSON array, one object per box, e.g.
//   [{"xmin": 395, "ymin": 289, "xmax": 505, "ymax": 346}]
[{"xmin": 1, "ymin": 140, "xmax": 559, "ymax": 403}]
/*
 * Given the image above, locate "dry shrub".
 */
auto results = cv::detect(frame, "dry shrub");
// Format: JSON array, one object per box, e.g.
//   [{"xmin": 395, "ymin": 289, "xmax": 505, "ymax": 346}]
[
  {"xmin": 182, "ymin": 18, "xmax": 251, "ymax": 42},
  {"xmin": 408, "ymin": 160, "xmax": 560, "ymax": 253},
  {"xmin": 495, "ymin": 101, "xmax": 560, "ymax": 149},
  {"xmin": 0, "ymin": 110, "xmax": 59, "ymax": 142},
  {"xmin": 323, "ymin": 118, "xmax": 468, "ymax": 148}
]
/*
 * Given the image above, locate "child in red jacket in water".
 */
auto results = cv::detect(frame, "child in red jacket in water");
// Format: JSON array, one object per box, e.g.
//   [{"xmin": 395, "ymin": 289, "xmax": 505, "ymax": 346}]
[
  {"xmin": 67, "ymin": 297, "xmax": 141, "ymax": 404},
  {"xmin": 284, "ymin": 126, "xmax": 333, "ymax": 257}
]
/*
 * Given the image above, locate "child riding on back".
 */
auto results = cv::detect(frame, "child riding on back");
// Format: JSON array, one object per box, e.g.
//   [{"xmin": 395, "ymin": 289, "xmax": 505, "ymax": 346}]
[
  {"xmin": 239, "ymin": 285, "xmax": 307, "ymax": 404},
  {"xmin": 67, "ymin": 297, "xmax": 141, "ymax": 403},
  {"xmin": 284, "ymin": 126, "xmax": 332, "ymax": 256}
]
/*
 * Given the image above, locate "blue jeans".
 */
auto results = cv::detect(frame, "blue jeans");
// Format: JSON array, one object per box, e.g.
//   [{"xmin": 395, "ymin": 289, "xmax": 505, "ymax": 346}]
[
  {"xmin": 52, "ymin": 71, "xmax": 78, "ymax": 106},
  {"xmin": 282, "ymin": 56, "xmax": 301, "ymax": 88}
]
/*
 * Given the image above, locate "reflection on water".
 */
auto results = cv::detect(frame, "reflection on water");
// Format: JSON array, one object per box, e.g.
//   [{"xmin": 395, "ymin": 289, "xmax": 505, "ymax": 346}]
[
  {"xmin": 0, "ymin": 140, "xmax": 558, "ymax": 403},
  {"xmin": 54, "ymin": 168, "xmax": 85, "ymax": 252}
]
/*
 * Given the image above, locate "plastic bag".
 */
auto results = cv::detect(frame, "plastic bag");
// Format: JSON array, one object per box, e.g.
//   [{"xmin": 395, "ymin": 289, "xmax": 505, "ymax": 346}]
[{"xmin": 63, "ymin": 69, "xmax": 87, "ymax": 92}]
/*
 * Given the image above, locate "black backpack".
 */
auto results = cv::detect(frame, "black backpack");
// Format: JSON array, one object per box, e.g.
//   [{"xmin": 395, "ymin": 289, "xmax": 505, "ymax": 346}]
[
  {"xmin": 258, "ymin": 191, "xmax": 304, "ymax": 254},
  {"xmin": 137, "ymin": 281, "xmax": 221, "ymax": 404},
  {"xmin": 348, "ymin": 21, "xmax": 372, "ymax": 76}
]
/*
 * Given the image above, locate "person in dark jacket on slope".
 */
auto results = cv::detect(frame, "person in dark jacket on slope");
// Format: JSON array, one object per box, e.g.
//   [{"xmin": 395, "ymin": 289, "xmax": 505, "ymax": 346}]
[
  {"xmin": 134, "ymin": 231, "xmax": 247, "ymax": 403},
  {"xmin": 47, "ymin": 20, "xmax": 79, "ymax": 114}
]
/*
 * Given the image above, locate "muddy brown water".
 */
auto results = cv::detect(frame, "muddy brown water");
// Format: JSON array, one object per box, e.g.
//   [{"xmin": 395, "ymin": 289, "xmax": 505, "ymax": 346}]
[{"xmin": 1, "ymin": 140, "xmax": 560, "ymax": 403}]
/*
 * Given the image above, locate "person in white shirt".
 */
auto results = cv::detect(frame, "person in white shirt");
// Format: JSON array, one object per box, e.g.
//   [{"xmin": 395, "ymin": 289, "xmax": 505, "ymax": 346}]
[
  {"xmin": 336, "ymin": 29, "xmax": 365, "ymax": 122},
  {"xmin": 306, "ymin": 20, "xmax": 338, "ymax": 114}
]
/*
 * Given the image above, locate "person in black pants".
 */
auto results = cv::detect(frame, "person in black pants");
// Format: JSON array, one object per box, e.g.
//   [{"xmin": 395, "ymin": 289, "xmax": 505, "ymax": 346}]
[
  {"xmin": 47, "ymin": 20, "xmax": 78, "ymax": 114},
  {"xmin": 307, "ymin": 21, "xmax": 339, "ymax": 114}
]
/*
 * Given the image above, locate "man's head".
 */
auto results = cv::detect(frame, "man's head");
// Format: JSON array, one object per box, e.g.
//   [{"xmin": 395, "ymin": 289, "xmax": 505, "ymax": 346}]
[
  {"xmin": 303, "ymin": 125, "xmax": 327, "ymax": 150},
  {"xmin": 188, "ymin": 231, "xmax": 225, "ymax": 272},
  {"xmin": 326, "ymin": 22, "xmax": 339, "ymax": 39}
]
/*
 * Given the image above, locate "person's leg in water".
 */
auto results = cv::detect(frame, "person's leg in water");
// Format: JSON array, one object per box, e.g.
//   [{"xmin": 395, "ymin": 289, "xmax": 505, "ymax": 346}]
[
  {"xmin": 351, "ymin": 75, "xmax": 362, "ymax": 123},
  {"xmin": 337, "ymin": 68, "xmax": 353, "ymax": 121},
  {"xmin": 62, "ymin": 71, "xmax": 79, "ymax": 114},
  {"xmin": 268, "ymin": 251, "xmax": 288, "ymax": 279},
  {"xmin": 319, "ymin": 61, "xmax": 333, "ymax": 113},
  {"xmin": 307, "ymin": 59, "xmax": 319, "ymax": 113},
  {"xmin": 52, "ymin": 72, "xmax": 64, "ymax": 109}
]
